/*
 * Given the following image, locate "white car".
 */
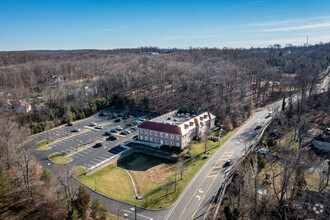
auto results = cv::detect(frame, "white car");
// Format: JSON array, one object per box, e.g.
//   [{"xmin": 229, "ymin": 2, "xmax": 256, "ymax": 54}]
[
  {"xmin": 116, "ymin": 126, "xmax": 123, "ymax": 131},
  {"xmin": 91, "ymin": 122, "xmax": 97, "ymax": 126},
  {"xmin": 95, "ymin": 125, "xmax": 103, "ymax": 129}
]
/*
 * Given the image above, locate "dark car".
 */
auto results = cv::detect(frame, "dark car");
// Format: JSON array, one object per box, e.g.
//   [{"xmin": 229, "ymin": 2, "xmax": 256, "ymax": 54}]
[
  {"xmin": 122, "ymin": 116, "xmax": 129, "ymax": 120},
  {"xmin": 99, "ymin": 111, "xmax": 105, "ymax": 116},
  {"xmin": 255, "ymin": 125, "xmax": 262, "ymax": 130},
  {"xmin": 105, "ymin": 131, "xmax": 112, "ymax": 135},
  {"xmin": 118, "ymin": 113, "xmax": 124, "ymax": 117},
  {"xmin": 126, "ymin": 123, "xmax": 133, "ymax": 127},
  {"xmin": 133, "ymin": 135, "xmax": 138, "ymax": 140},
  {"xmin": 67, "ymin": 122, "xmax": 73, "ymax": 126},
  {"xmin": 107, "ymin": 135, "xmax": 118, "ymax": 140},
  {"xmin": 114, "ymin": 118, "xmax": 121, "ymax": 122},
  {"xmin": 111, "ymin": 129, "xmax": 118, "ymax": 133},
  {"xmin": 225, "ymin": 159, "xmax": 232, "ymax": 166},
  {"xmin": 120, "ymin": 131, "xmax": 127, "ymax": 135},
  {"xmin": 94, "ymin": 143, "xmax": 103, "ymax": 148}
]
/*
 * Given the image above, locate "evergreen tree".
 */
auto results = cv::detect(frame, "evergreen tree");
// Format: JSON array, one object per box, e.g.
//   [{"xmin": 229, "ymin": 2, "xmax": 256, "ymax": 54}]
[{"xmin": 73, "ymin": 186, "xmax": 90, "ymax": 220}]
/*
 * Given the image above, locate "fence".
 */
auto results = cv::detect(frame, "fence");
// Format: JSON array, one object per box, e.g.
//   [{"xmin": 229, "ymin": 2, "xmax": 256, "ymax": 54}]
[{"xmin": 204, "ymin": 115, "xmax": 273, "ymax": 219}]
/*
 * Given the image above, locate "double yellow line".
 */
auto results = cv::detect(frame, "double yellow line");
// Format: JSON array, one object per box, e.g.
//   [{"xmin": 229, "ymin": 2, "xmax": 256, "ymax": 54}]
[{"xmin": 179, "ymin": 151, "xmax": 234, "ymax": 220}]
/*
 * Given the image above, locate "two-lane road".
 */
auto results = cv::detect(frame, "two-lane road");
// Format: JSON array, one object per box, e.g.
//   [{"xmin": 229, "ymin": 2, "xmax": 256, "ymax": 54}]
[{"xmin": 165, "ymin": 108, "xmax": 274, "ymax": 220}]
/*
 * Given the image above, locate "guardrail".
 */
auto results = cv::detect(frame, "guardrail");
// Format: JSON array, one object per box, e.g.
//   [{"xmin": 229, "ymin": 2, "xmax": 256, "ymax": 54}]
[{"xmin": 205, "ymin": 116, "xmax": 273, "ymax": 219}]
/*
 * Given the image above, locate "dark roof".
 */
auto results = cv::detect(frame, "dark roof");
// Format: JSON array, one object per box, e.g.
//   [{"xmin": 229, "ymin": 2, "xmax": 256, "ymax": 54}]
[{"xmin": 138, "ymin": 121, "xmax": 182, "ymax": 135}]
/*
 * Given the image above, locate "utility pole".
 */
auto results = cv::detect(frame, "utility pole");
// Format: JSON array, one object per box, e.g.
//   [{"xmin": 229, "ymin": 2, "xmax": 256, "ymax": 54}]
[
  {"xmin": 135, "ymin": 205, "xmax": 137, "ymax": 220},
  {"xmin": 218, "ymin": 125, "xmax": 223, "ymax": 146},
  {"xmin": 95, "ymin": 179, "xmax": 97, "ymax": 191},
  {"xmin": 174, "ymin": 171, "xmax": 177, "ymax": 192}
]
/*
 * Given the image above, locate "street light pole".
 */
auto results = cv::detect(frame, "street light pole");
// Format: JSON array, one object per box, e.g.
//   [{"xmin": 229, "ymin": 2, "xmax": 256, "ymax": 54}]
[{"xmin": 218, "ymin": 125, "xmax": 223, "ymax": 146}]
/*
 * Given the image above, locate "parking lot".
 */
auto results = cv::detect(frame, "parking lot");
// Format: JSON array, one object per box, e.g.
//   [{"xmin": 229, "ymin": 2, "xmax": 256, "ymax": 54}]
[{"xmin": 39, "ymin": 108, "xmax": 156, "ymax": 169}]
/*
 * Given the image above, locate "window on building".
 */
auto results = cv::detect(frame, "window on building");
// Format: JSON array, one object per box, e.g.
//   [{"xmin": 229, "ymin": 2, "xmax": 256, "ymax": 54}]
[
  {"xmin": 140, "ymin": 135, "xmax": 143, "ymax": 139},
  {"xmin": 177, "ymin": 135, "xmax": 180, "ymax": 140},
  {"xmin": 140, "ymin": 129, "xmax": 143, "ymax": 133},
  {"xmin": 145, "ymin": 130, "xmax": 148, "ymax": 134},
  {"xmin": 171, "ymin": 134, "xmax": 174, "ymax": 139},
  {"xmin": 155, "ymin": 138, "xmax": 158, "ymax": 142},
  {"xmin": 150, "ymin": 131, "xmax": 153, "ymax": 135},
  {"xmin": 171, "ymin": 141, "xmax": 174, "ymax": 146},
  {"xmin": 155, "ymin": 131, "xmax": 158, "ymax": 136},
  {"xmin": 150, "ymin": 137, "xmax": 153, "ymax": 142},
  {"xmin": 145, "ymin": 136, "xmax": 148, "ymax": 141},
  {"xmin": 160, "ymin": 132, "xmax": 163, "ymax": 137},
  {"xmin": 176, "ymin": 142, "xmax": 180, "ymax": 147},
  {"xmin": 165, "ymin": 133, "xmax": 169, "ymax": 138},
  {"xmin": 165, "ymin": 140, "xmax": 168, "ymax": 145}
]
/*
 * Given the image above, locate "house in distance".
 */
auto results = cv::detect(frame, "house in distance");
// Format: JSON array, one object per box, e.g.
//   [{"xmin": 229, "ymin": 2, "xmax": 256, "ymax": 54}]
[{"xmin": 138, "ymin": 109, "xmax": 216, "ymax": 149}]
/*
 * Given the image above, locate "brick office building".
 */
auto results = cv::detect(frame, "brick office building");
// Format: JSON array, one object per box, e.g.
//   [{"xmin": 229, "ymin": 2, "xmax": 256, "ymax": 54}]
[{"xmin": 137, "ymin": 109, "xmax": 216, "ymax": 149}]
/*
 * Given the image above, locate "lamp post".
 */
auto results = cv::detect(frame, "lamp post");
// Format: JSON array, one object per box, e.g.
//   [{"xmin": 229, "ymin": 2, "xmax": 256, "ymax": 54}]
[{"xmin": 218, "ymin": 125, "xmax": 223, "ymax": 146}]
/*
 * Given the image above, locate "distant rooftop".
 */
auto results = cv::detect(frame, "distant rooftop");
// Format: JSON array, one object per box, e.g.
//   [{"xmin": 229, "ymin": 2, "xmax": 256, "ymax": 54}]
[{"xmin": 151, "ymin": 109, "xmax": 201, "ymax": 125}]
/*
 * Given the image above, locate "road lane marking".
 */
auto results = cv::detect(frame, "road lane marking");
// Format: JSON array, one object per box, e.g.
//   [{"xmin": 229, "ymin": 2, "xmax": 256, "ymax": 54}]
[
  {"xmin": 191, "ymin": 152, "xmax": 234, "ymax": 219},
  {"xmin": 178, "ymin": 151, "xmax": 234, "ymax": 219},
  {"xmin": 122, "ymin": 209, "xmax": 153, "ymax": 220}
]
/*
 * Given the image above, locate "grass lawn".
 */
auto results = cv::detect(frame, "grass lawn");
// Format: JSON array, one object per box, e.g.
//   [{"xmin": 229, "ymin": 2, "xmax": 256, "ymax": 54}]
[
  {"xmin": 35, "ymin": 140, "xmax": 51, "ymax": 151},
  {"xmin": 74, "ymin": 129, "xmax": 236, "ymax": 210},
  {"xmin": 74, "ymin": 166, "xmax": 136, "ymax": 204},
  {"xmin": 48, "ymin": 152, "xmax": 72, "ymax": 164}
]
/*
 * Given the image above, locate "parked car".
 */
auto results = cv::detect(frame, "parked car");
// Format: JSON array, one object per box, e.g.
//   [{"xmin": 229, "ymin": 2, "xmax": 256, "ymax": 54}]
[
  {"xmin": 108, "ymin": 135, "xmax": 118, "ymax": 140},
  {"xmin": 133, "ymin": 135, "xmax": 138, "ymax": 140},
  {"xmin": 95, "ymin": 125, "xmax": 103, "ymax": 129},
  {"xmin": 126, "ymin": 123, "xmax": 133, "ymax": 127},
  {"xmin": 111, "ymin": 129, "xmax": 118, "ymax": 133},
  {"xmin": 116, "ymin": 126, "xmax": 123, "ymax": 131},
  {"xmin": 94, "ymin": 143, "xmax": 103, "ymax": 148},
  {"xmin": 105, "ymin": 131, "xmax": 112, "ymax": 135},
  {"xmin": 118, "ymin": 113, "xmax": 124, "ymax": 117},
  {"xmin": 120, "ymin": 131, "xmax": 127, "ymax": 135},
  {"xmin": 122, "ymin": 116, "xmax": 128, "ymax": 120},
  {"xmin": 67, "ymin": 122, "xmax": 73, "ymax": 126},
  {"xmin": 133, "ymin": 120, "xmax": 139, "ymax": 125},
  {"xmin": 99, "ymin": 111, "xmax": 105, "ymax": 116},
  {"xmin": 72, "ymin": 128, "xmax": 81, "ymax": 132},
  {"xmin": 114, "ymin": 118, "xmax": 121, "ymax": 122},
  {"xmin": 123, "ymin": 129, "xmax": 131, "ymax": 134},
  {"xmin": 111, "ymin": 115, "xmax": 117, "ymax": 119},
  {"xmin": 139, "ymin": 117, "xmax": 146, "ymax": 121},
  {"xmin": 132, "ymin": 126, "xmax": 137, "ymax": 131},
  {"xmin": 91, "ymin": 122, "xmax": 97, "ymax": 126},
  {"xmin": 129, "ymin": 128, "xmax": 135, "ymax": 132},
  {"xmin": 225, "ymin": 159, "xmax": 232, "ymax": 166}
]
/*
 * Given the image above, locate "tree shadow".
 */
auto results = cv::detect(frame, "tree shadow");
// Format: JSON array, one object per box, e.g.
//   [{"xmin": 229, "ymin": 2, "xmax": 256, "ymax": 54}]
[{"xmin": 117, "ymin": 152, "xmax": 175, "ymax": 172}]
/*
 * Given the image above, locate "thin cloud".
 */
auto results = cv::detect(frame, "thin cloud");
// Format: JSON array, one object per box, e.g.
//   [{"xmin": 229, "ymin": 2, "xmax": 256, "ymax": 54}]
[
  {"xmin": 260, "ymin": 22, "xmax": 330, "ymax": 32},
  {"xmin": 161, "ymin": 34, "xmax": 219, "ymax": 40},
  {"xmin": 97, "ymin": 26, "xmax": 129, "ymax": 32},
  {"xmin": 248, "ymin": 15, "xmax": 330, "ymax": 27}
]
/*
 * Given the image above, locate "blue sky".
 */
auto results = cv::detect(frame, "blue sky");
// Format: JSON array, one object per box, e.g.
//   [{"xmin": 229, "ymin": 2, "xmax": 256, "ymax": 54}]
[{"xmin": 0, "ymin": 0, "xmax": 330, "ymax": 50}]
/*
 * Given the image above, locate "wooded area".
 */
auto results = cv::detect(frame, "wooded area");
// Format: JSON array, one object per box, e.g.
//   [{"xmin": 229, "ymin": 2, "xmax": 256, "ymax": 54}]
[
  {"xmin": 1, "ymin": 44, "xmax": 329, "ymax": 133},
  {"xmin": 0, "ymin": 44, "xmax": 329, "ymax": 219}
]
